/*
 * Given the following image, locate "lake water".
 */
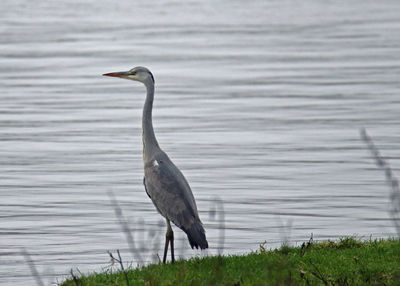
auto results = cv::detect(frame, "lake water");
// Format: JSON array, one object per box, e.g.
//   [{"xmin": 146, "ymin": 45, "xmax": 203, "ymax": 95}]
[{"xmin": 1, "ymin": 0, "xmax": 400, "ymax": 285}]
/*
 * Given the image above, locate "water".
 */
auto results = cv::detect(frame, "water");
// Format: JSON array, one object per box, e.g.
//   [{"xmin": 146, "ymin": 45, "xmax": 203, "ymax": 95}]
[{"xmin": 1, "ymin": 0, "xmax": 400, "ymax": 284}]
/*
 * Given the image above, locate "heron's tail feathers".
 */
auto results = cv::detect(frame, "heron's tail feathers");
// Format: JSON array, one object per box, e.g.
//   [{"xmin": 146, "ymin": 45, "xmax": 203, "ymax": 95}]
[{"xmin": 185, "ymin": 220, "xmax": 208, "ymax": 250}]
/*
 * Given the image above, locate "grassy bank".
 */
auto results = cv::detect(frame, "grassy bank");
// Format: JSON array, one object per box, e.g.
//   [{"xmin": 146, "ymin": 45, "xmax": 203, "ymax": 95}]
[{"xmin": 61, "ymin": 238, "xmax": 400, "ymax": 286}]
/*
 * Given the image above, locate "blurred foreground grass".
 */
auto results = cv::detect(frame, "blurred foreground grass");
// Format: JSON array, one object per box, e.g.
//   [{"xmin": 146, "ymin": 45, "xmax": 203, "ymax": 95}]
[{"xmin": 61, "ymin": 237, "xmax": 400, "ymax": 286}]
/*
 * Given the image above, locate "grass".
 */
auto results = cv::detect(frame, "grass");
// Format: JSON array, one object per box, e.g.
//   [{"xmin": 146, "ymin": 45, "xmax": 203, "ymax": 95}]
[{"xmin": 61, "ymin": 237, "xmax": 400, "ymax": 286}]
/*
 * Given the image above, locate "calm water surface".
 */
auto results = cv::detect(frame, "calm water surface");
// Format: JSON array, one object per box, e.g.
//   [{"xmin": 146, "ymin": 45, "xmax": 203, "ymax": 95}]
[{"xmin": 1, "ymin": 0, "xmax": 400, "ymax": 285}]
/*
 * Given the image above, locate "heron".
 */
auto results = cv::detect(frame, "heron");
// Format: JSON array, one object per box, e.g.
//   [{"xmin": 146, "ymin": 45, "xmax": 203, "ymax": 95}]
[{"xmin": 103, "ymin": 66, "xmax": 208, "ymax": 264}]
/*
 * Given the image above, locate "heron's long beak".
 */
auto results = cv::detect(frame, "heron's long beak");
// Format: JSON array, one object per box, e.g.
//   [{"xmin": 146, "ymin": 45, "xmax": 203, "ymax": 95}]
[{"xmin": 103, "ymin": 71, "xmax": 130, "ymax": 78}]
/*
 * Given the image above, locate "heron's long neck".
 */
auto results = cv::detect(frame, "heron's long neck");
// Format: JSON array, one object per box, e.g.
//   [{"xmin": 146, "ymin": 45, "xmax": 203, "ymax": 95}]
[{"xmin": 142, "ymin": 83, "xmax": 159, "ymax": 162}]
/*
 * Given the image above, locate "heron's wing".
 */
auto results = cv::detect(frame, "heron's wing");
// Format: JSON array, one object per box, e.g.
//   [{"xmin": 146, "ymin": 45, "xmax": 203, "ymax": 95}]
[
  {"xmin": 144, "ymin": 155, "xmax": 199, "ymax": 231},
  {"xmin": 144, "ymin": 153, "xmax": 208, "ymax": 249}
]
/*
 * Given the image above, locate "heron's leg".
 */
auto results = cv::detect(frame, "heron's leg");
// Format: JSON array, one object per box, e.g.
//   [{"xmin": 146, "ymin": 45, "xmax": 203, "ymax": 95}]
[
  {"xmin": 168, "ymin": 220, "xmax": 175, "ymax": 263},
  {"xmin": 162, "ymin": 222, "xmax": 170, "ymax": 264},
  {"xmin": 163, "ymin": 219, "xmax": 174, "ymax": 264}
]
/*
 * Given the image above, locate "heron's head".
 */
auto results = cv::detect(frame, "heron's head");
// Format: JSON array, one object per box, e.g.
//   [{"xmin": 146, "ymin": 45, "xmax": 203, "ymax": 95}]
[{"xmin": 103, "ymin": 66, "xmax": 154, "ymax": 85}]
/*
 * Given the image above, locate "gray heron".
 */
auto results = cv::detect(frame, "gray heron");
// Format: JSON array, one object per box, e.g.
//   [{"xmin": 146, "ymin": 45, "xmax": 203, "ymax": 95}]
[{"xmin": 103, "ymin": 66, "xmax": 208, "ymax": 263}]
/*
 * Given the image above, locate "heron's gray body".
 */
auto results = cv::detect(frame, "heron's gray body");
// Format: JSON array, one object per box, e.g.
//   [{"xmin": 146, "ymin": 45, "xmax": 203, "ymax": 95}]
[
  {"xmin": 143, "ymin": 150, "xmax": 207, "ymax": 249},
  {"xmin": 103, "ymin": 66, "xmax": 207, "ymax": 260}
]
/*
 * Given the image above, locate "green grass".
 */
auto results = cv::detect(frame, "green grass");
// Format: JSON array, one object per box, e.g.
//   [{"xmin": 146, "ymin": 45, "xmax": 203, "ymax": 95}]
[{"xmin": 61, "ymin": 238, "xmax": 400, "ymax": 286}]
